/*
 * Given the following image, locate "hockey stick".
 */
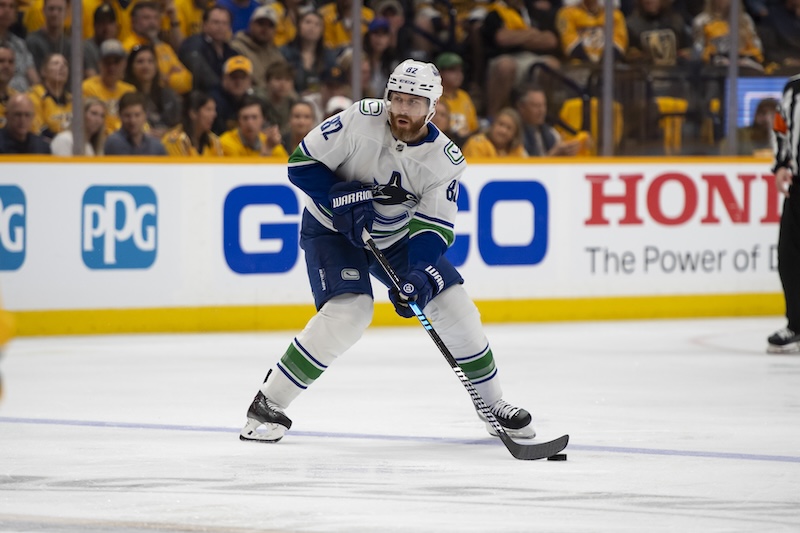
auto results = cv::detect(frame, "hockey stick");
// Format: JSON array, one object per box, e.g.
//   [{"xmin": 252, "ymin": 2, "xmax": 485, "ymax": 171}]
[{"xmin": 362, "ymin": 229, "xmax": 569, "ymax": 460}]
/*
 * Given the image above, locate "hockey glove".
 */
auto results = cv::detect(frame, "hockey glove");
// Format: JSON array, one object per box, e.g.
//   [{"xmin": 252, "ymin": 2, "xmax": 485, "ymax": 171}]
[
  {"xmin": 389, "ymin": 265, "xmax": 445, "ymax": 318},
  {"xmin": 329, "ymin": 181, "xmax": 375, "ymax": 247}
]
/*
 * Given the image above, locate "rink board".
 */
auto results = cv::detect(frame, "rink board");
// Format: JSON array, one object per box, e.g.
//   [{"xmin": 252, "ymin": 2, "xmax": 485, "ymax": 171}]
[{"xmin": 0, "ymin": 156, "xmax": 783, "ymax": 335}]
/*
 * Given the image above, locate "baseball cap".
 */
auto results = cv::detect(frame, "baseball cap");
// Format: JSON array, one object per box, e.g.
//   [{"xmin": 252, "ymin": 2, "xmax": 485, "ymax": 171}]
[
  {"xmin": 435, "ymin": 52, "xmax": 463, "ymax": 70},
  {"xmin": 224, "ymin": 55, "xmax": 253, "ymax": 76},
  {"xmin": 321, "ymin": 65, "xmax": 347, "ymax": 85},
  {"xmin": 94, "ymin": 3, "xmax": 116, "ymax": 24},
  {"xmin": 368, "ymin": 17, "xmax": 390, "ymax": 33},
  {"xmin": 326, "ymin": 96, "xmax": 353, "ymax": 115},
  {"xmin": 100, "ymin": 39, "xmax": 126, "ymax": 59},
  {"xmin": 251, "ymin": 5, "xmax": 278, "ymax": 25}
]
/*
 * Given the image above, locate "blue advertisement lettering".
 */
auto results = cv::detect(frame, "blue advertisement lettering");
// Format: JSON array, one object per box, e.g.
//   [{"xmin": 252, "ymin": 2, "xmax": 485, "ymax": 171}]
[
  {"xmin": 224, "ymin": 185, "xmax": 300, "ymax": 274},
  {"xmin": 0, "ymin": 185, "xmax": 26, "ymax": 271},
  {"xmin": 477, "ymin": 181, "xmax": 548, "ymax": 266}
]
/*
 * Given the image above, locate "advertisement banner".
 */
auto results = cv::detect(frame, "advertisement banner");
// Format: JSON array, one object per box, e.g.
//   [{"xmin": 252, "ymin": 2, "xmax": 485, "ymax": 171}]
[{"xmin": 0, "ymin": 159, "xmax": 783, "ymax": 332}]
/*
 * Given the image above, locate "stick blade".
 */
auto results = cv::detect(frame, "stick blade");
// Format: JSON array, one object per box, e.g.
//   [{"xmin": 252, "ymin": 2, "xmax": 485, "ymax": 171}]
[{"xmin": 500, "ymin": 434, "xmax": 570, "ymax": 461}]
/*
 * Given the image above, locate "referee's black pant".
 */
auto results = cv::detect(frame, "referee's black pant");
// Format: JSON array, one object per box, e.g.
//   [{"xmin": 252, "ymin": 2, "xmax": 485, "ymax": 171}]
[{"xmin": 778, "ymin": 186, "xmax": 800, "ymax": 331}]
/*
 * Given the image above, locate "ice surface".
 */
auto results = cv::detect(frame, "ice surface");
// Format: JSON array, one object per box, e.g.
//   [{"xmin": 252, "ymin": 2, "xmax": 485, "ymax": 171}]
[{"xmin": 1, "ymin": 317, "xmax": 799, "ymax": 532}]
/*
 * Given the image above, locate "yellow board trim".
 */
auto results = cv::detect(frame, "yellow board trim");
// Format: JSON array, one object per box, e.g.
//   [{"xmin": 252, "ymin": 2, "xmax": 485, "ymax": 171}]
[{"xmin": 10, "ymin": 293, "xmax": 784, "ymax": 336}]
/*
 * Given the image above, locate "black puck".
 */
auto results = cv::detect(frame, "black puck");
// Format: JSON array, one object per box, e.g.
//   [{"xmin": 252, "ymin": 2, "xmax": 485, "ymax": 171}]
[{"xmin": 547, "ymin": 453, "xmax": 567, "ymax": 461}]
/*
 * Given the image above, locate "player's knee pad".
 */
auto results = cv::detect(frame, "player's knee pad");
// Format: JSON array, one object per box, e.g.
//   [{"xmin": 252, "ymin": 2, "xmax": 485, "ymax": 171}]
[
  {"xmin": 424, "ymin": 285, "xmax": 487, "ymax": 353},
  {"xmin": 296, "ymin": 293, "xmax": 374, "ymax": 365},
  {"xmin": 319, "ymin": 292, "xmax": 374, "ymax": 341}
]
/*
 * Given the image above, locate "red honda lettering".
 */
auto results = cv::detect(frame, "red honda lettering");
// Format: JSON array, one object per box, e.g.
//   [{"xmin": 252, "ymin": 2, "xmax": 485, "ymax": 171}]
[
  {"xmin": 646, "ymin": 173, "xmax": 696, "ymax": 225},
  {"xmin": 585, "ymin": 174, "xmax": 644, "ymax": 225}
]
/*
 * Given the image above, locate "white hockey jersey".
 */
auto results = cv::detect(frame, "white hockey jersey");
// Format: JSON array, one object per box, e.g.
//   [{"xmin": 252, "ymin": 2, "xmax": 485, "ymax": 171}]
[{"xmin": 288, "ymin": 98, "xmax": 466, "ymax": 251}]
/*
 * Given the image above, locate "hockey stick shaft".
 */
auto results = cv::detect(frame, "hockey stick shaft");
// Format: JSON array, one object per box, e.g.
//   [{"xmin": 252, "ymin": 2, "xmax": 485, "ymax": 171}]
[{"xmin": 362, "ymin": 230, "xmax": 568, "ymax": 460}]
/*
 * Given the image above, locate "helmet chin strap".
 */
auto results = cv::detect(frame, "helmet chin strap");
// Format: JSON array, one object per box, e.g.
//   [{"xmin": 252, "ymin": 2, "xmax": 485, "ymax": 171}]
[{"xmin": 424, "ymin": 98, "xmax": 438, "ymax": 125}]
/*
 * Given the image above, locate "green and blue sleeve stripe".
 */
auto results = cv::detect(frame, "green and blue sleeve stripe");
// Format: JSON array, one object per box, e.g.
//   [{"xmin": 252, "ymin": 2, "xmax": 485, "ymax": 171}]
[
  {"xmin": 408, "ymin": 214, "xmax": 455, "ymax": 266},
  {"xmin": 288, "ymin": 144, "xmax": 340, "ymax": 206},
  {"xmin": 409, "ymin": 213, "xmax": 455, "ymax": 246}
]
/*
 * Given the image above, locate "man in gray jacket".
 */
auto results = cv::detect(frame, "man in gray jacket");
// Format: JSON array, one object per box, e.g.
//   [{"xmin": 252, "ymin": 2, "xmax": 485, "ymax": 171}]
[{"xmin": 231, "ymin": 5, "xmax": 286, "ymax": 94}]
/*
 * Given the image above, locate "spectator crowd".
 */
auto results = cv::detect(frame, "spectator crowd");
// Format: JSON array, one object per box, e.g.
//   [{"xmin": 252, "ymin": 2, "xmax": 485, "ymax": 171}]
[{"xmin": 0, "ymin": 0, "xmax": 797, "ymax": 157}]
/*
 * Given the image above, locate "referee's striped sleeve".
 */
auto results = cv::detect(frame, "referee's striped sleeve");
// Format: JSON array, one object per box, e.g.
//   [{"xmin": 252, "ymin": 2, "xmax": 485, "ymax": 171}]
[{"xmin": 774, "ymin": 74, "xmax": 800, "ymax": 174}]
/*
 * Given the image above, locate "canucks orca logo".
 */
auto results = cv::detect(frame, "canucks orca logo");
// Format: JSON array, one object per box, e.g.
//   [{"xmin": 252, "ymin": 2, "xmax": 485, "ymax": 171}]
[{"xmin": 373, "ymin": 172, "xmax": 417, "ymax": 207}]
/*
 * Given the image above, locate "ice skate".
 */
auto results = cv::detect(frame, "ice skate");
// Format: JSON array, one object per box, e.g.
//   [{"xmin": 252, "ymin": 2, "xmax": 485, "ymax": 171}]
[
  {"xmin": 239, "ymin": 391, "xmax": 292, "ymax": 443},
  {"xmin": 477, "ymin": 399, "xmax": 536, "ymax": 439},
  {"xmin": 767, "ymin": 328, "xmax": 800, "ymax": 354}
]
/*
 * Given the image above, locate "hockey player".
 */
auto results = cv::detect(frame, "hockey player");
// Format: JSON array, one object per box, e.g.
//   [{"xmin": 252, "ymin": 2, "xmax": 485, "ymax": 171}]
[{"xmin": 240, "ymin": 59, "xmax": 536, "ymax": 443}]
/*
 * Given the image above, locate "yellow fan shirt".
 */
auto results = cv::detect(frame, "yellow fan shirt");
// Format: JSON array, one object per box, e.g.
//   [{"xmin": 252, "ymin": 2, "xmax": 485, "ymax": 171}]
[
  {"xmin": 220, "ymin": 128, "xmax": 289, "ymax": 158},
  {"xmin": 318, "ymin": 3, "xmax": 374, "ymax": 50},
  {"xmin": 462, "ymin": 133, "xmax": 526, "ymax": 158},
  {"xmin": 123, "ymin": 34, "xmax": 193, "ymax": 95},
  {"xmin": 440, "ymin": 89, "xmax": 478, "ymax": 138},
  {"xmin": 82, "ymin": 76, "xmax": 137, "ymax": 134},
  {"xmin": 556, "ymin": 5, "xmax": 628, "ymax": 63},
  {"xmin": 28, "ymin": 84, "xmax": 72, "ymax": 136},
  {"xmin": 162, "ymin": 124, "xmax": 224, "ymax": 157}
]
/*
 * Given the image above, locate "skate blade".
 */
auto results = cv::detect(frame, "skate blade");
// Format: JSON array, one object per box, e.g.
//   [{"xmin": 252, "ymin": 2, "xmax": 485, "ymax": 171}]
[
  {"xmin": 767, "ymin": 343, "xmax": 800, "ymax": 354},
  {"xmin": 239, "ymin": 418, "xmax": 286, "ymax": 443},
  {"xmin": 485, "ymin": 422, "xmax": 536, "ymax": 439}
]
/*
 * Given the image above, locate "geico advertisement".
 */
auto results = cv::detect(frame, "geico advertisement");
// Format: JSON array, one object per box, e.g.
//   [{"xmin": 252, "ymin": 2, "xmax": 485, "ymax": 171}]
[{"xmin": 0, "ymin": 161, "xmax": 782, "ymax": 311}]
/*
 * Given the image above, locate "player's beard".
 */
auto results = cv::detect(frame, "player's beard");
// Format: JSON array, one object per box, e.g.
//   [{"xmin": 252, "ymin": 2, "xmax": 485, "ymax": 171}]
[{"xmin": 389, "ymin": 112, "xmax": 428, "ymax": 143}]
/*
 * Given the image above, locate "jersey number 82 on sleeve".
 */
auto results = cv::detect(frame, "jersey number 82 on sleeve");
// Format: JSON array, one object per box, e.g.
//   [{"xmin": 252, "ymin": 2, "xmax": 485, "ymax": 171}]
[
  {"xmin": 321, "ymin": 116, "xmax": 343, "ymax": 140},
  {"xmin": 446, "ymin": 179, "xmax": 458, "ymax": 202}
]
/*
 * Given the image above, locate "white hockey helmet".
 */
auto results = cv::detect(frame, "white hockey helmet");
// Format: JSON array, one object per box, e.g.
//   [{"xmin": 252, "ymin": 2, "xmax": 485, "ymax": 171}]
[{"xmin": 384, "ymin": 59, "xmax": 443, "ymax": 124}]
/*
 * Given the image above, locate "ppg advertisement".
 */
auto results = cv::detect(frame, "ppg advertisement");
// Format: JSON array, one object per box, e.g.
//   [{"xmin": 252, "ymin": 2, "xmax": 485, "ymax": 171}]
[
  {"xmin": 81, "ymin": 186, "xmax": 158, "ymax": 269},
  {"xmin": 0, "ymin": 160, "xmax": 783, "ymax": 325},
  {"xmin": 0, "ymin": 185, "xmax": 25, "ymax": 272}
]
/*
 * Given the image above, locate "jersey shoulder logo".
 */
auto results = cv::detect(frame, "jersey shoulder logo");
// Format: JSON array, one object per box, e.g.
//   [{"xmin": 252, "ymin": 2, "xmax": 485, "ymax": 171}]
[
  {"xmin": 444, "ymin": 141, "xmax": 464, "ymax": 165},
  {"xmin": 374, "ymin": 172, "xmax": 417, "ymax": 207},
  {"xmin": 360, "ymin": 99, "xmax": 383, "ymax": 116}
]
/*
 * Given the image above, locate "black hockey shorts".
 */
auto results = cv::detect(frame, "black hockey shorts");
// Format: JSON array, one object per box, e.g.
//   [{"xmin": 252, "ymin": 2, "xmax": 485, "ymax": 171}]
[{"xmin": 300, "ymin": 211, "xmax": 463, "ymax": 310}]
